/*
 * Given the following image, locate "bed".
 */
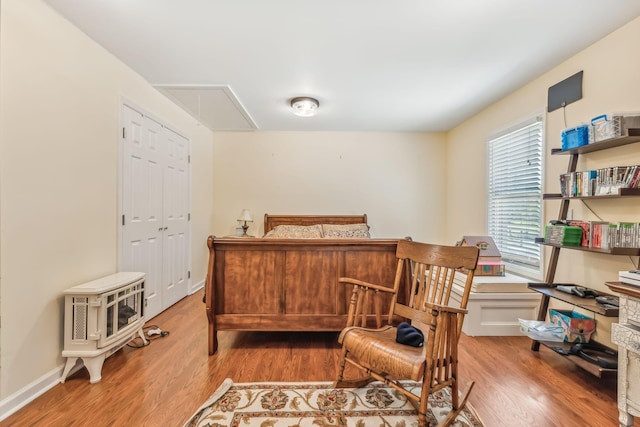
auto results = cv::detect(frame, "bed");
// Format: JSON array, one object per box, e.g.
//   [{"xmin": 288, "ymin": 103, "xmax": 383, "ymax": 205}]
[{"xmin": 205, "ymin": 214, "xmax": 408, "ymax": 354}]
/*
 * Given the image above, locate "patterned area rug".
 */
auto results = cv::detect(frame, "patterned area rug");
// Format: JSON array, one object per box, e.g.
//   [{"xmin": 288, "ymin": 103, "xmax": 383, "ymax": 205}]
[{"xmin": 184, "ymin": 379, "xmax": 484, "ymax": 427}]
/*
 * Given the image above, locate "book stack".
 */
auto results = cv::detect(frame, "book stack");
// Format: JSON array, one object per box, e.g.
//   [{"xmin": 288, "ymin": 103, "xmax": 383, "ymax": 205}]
[
  {"xmin": 559, "ymin": 165, "xmax": 640, "ymax": 197},
  {"xmin": 544, "ymin": 225, "xmax": 582, "ymax": 246},
  {"xmin": 619, "ymin": 270, "xmax": 640, "ymax": 287},
  {"xmin": 589, "ymin": 221, "xmax": 610, "ymax": 249},
  {"xmin": 568, "ymin": 220, "xmax": 590, "ymax": 247},
  {"xmin": 457, "ymin": 236, "xmax": 505, "ymax": 276},
  {"xmin": 609, "ymin": 222, "xmax": 640, "ymax": 248}
]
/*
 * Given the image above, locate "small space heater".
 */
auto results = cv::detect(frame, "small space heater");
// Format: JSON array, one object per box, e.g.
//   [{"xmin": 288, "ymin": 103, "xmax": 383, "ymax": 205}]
[{"xmin": 61, "ymin": 272, "xmax": 147, "ymax": 383}]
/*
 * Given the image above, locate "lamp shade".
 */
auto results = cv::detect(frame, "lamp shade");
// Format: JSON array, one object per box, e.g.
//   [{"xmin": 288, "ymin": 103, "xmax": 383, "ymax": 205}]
[
  {"xmin": 237, "ymin": 209, "xmax": 253, "ymax": 222},
  {"xmin": 290, "ymin": 97, "xmax": 319, "ymax": 117}
]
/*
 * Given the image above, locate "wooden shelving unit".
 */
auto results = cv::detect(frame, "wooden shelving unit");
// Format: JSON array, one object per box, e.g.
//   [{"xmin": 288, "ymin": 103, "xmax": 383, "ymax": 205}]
[
  {"xmin": 537, "ymin": 242, "xmax": 640, "ymax": 256},
  {"xmin": 531, "ymin": 133, "xmax": 640, "ymax": 378},
  {"xmin": 543, "ymin": 187, "xmax": 640, "ymax": 200},
  {"xmin": 528, "ymin": 283, "xmax": 619, "ymax": 317},
  {"xmin": 550, "ymin": 134, "xmax": 640, "ymax": 155},
  {"xmin": 533, "ymin": 339, "xmax": 617, "ymax": 377}
]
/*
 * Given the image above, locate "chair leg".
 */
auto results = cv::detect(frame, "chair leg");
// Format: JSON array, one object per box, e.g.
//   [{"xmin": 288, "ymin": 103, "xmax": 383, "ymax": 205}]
[
  {"xmin": 334, "ymin": 348, "xmax": 349, "ymax": 387},
  {"xmin": 435, "ymin": 382, "xmax": 475, "ymax": 427},
  {"xmin": 334, "ymin": 349, "xmax": 377, "ymax": 389},
  {"xmin": 335, "ymin": 375, "xmax": 377, "ymax": 389}
]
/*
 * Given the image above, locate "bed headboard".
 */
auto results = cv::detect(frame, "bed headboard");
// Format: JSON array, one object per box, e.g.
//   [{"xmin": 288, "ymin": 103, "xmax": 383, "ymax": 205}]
[{"xmin": 264, "ymin": 214, "xmax": 368, "ymax": 234}]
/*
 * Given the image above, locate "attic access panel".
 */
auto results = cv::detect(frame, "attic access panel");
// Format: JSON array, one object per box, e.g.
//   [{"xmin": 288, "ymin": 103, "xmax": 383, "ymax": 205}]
[{"xmin": 154, "ymin": 85, "xmax": 258, "ymax": 131}]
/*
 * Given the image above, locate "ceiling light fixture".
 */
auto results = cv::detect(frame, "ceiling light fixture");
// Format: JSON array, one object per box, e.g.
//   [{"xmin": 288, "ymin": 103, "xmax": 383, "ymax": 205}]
[{"xmin": 290, "ymin": 97, "xmax": 319, "ymax": 117}]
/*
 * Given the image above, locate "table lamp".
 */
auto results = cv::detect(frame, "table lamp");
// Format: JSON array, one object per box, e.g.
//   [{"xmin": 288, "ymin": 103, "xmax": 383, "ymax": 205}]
[{"xmin": 237, "ymin": 209, "xmax": 253, "ymax": 237}]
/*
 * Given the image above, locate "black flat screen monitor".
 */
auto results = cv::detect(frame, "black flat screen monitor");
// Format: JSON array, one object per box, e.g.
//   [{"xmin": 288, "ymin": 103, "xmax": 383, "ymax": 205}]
[{"xmin": 548, "ymin": 71, "xmax": 583, "ymax": 112}]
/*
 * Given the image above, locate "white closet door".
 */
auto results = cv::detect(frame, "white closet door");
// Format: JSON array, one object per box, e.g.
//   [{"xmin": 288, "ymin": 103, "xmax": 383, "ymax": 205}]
[
  {"xmin": 120, "ymin": 103, "xmax": 190, "ymax": 320},
  {"xmin": 162, "ymin": 128, "xmax": 189, "ymax": 307},
  {"xmin": 121, "ymin": 105, "xmax": 165, "ymax": 319}
]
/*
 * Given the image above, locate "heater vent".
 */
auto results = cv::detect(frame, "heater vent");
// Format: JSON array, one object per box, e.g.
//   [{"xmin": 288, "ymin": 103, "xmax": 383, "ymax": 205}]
[{"xmin": 72, "ymin": 297, "xmax": 89, "ymax": 341}]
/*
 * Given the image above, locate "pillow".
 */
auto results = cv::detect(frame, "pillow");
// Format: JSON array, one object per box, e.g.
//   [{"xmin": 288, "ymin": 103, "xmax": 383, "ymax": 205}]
[
  {"xmin": 264, "ymin": 224, "xmax": 324, "ymax": 238},
  {"xmin": 322, "ymin": 223, "xmax": 371, "ymax": 239}
]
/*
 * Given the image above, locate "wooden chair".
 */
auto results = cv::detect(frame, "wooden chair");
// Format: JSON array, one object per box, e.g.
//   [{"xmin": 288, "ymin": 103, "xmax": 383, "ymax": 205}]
[{"xmin": 335, "ymin": 239, "xmax": 479, "ymax": 427}]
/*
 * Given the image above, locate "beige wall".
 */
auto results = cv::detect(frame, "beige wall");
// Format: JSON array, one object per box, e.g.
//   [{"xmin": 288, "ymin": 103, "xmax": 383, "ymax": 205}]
[
  {"xmin": 0, "ymin": 0, "xmax": 213, "ymax": 399},
  {"xmin": 2, "ymin": 0, "xmax": 639, "ymax": 412},
  {"xmin": 211, "ymin": 131, "xmax": 447, "ymax": 242},
  {"xmin": 446, "ymin": 17, "xmax": 640, "ymax": 345}
]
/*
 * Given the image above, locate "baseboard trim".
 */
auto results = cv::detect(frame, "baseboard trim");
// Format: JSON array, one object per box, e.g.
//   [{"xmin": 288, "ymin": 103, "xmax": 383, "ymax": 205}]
[
  {"xmin": 0, "ymin": 364, "xmax": 64, "ymax": 421},
  {"xmin": 189, "ymin": 279, "xmax": 204, "ymax": 295},
  {"xmin": 1, "ymin": 280, "xmax": 206, "ymax": 421}
]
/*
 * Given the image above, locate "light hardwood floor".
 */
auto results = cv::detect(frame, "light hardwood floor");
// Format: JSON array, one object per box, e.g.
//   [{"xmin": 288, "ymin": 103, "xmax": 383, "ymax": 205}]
[{"xmin": 2, "ymin": 291, "xmax": 636, "ymax": 427}]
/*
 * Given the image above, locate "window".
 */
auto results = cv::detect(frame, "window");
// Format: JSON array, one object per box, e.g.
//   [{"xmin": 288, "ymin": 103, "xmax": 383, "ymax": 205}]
[{"xmin": 488, "ymin": 116, "xmax": 544, "ymax": 278}]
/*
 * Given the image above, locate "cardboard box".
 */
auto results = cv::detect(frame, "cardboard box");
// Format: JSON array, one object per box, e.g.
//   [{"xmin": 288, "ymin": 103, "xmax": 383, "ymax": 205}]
[{"xmin": 549, "ymin": 309, "xmax": 595, "ymax": 343}]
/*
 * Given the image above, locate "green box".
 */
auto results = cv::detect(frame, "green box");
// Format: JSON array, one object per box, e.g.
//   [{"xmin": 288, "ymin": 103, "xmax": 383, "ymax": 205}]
[{"xmin": 544, "ymin": 225, "xmax": 583, "ymax": 246}]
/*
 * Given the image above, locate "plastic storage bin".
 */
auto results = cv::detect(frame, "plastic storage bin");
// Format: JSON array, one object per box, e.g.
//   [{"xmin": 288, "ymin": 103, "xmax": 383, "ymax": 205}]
[
  {"xmin": 561, "ymin": 125, "xmax": 589, "ymax": 150},
  {"xmin": 591, "ymin": 114, "xmax": 640, "ymax": 142}
]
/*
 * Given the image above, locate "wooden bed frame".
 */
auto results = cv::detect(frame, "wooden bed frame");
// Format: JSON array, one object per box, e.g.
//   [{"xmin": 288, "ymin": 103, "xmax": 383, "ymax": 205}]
[
  {"xmin": 263, "ymin": 213, "xmax": 368, "ymax": 233},
  {"xmin": 205, "ymin": 214, "xmax": 407, "ymax": 354}
]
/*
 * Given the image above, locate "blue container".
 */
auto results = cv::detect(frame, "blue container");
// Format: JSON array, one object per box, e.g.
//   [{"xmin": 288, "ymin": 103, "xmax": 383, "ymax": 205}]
[
  {"xmin": 562, "ymin": 125, "xmax": 589, "ymax": 150},
  {"xmin": 561, "ymin": 125, "xmax": 589, "ymax": 150}
]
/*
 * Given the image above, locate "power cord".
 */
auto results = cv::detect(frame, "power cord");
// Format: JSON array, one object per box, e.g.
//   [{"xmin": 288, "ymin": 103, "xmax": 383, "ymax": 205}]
[{"xmin": 127, "ymin": 324, "xmax": 170, "ymax": 349}]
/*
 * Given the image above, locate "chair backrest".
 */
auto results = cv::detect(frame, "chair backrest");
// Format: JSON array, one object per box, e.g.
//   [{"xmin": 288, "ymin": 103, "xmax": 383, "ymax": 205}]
[
  {"xmin": 393, "ymin": 240, "xmax": 479, "ymax": 336},
  {"xmin": 341, "ymin": 239, "xmax": 479, "ymax": 334}
]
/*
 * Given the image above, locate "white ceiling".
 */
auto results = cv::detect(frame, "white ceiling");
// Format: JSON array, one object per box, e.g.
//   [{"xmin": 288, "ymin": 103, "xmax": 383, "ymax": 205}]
[{"xmin": 43, "ymin": 0, "xmax": 640, "ymax": 132}]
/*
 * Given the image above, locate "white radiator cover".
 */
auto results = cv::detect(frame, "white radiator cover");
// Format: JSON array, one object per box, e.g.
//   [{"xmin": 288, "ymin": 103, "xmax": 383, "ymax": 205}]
[
  {"xmin": 451, "ymin": 272, "xmax": 541, "ymax": 336},
  {"xmin": 61, "ymin": 272, "xmax": 147, "ymax": 383}
]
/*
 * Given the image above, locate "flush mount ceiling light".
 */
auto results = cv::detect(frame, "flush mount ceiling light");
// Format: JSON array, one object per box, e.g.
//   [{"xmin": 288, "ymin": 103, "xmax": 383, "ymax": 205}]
[{"xmin": 290, "ymin": 97, "xmax": 319, "ymax": 117}]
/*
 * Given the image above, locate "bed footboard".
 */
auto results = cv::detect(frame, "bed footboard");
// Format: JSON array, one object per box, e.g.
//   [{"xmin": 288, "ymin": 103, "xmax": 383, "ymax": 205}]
[{"xmin": 205, "ymin": 236, "xmax": 404, "ymax": 354}]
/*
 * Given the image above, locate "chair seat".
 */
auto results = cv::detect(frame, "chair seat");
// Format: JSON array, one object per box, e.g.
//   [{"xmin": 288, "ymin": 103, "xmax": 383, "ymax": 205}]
[{"xmin": 339, "ymin": 325, "xmax": 426, "ymax": 382}]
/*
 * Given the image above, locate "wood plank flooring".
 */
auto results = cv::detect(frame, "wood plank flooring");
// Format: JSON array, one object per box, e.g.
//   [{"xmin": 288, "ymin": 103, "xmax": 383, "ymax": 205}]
[{"xmin": 2, "ymin": 291, "xmax": 636, "ymax": 427}]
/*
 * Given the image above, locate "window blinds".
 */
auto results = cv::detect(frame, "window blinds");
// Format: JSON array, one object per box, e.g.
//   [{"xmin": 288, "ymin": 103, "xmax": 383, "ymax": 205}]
[{"xmin": 488, "ymin": 117, "xmax": 543, "ymax": 272}]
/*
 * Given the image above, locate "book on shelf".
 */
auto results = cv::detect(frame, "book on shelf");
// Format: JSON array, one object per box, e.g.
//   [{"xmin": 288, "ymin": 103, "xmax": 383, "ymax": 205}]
[
  {"xmin": 588, "ymin": 221, "xmax": 610, "ymax": 249},
  {"xmin": 567, "ymin": 220, "xmax": 590, "ymax": 247},
  {"xmin": 559, "ymin": 170, "xmax": 597, "ymax": 197},
  {"xmin": 558, "ymin": 164, "xmax": 640, "ymax": 197},
  {"xmin": 474, "ymin": 262, "xmax": 506, "ymax": 276}
]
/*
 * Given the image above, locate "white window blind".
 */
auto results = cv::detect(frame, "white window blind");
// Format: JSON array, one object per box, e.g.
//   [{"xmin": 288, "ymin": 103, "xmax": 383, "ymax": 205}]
[{"xmin": 488, "ymin": 116, "xmax": 543, "ymax": 275}]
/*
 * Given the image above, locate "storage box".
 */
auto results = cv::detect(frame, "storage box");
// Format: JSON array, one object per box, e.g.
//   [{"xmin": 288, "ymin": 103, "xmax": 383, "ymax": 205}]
[
  {"xmin": 549, "ymin": 309, "xmax": 595, "ymax": 343},
  {"xmin": 544, "ymin": 225, "xmax": 583, "ymax": 246},
  {"xmin": 474, "ymin": 262, "xmax": 506, "ymax": 276},
  {"xmin": 561, "ymin": 125, "xmax": 589, "ymax": 150},
  {"xmin": 591, "ymin": 114, "xmax": 640, "ymax": 142}
]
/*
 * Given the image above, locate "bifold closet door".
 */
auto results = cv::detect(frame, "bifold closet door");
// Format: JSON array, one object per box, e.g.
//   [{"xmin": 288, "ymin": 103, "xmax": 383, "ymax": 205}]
[
  {"xmin": 161, "ymin": 128, "xmax": 189, "ymax": 309},
  {"xmin": 120, "ymin": 104, "xmax": 189, "ymax": 319}
]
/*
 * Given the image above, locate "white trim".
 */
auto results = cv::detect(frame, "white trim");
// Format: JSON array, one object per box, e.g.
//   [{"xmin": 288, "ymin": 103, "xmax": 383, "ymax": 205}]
[
  {"xmin": 0, "ymin": 365, "xmax": 64, "ymax": 422},
  {"xmin": 189, "ymin": 279, "xmax": 204, "ymax": 295}
]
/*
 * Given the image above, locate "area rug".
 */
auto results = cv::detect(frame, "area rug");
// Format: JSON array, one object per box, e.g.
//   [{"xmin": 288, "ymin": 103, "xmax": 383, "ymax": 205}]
[{"xmin": 184, "ymin": 379, "xmax": 484, "ymax": 427}]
